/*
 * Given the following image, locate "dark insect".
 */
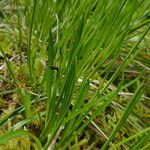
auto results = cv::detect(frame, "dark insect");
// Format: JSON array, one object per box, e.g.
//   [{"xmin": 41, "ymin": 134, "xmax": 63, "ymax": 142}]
[{"xmin": 50, "ymin": 65, "xmax": 59, "ymax": 71}]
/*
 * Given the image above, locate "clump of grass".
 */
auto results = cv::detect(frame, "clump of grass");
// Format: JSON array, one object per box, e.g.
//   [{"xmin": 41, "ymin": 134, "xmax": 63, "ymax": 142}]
[{"xmin": 0, "ymin": 0, "xmax": 150, "ymax": 149}]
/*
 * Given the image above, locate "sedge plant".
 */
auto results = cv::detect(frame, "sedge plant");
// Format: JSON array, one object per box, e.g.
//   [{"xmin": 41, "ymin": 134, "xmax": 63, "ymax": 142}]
[{"xmin": 0, "ymin": 0, "xmax": 150, "ymax": 149}]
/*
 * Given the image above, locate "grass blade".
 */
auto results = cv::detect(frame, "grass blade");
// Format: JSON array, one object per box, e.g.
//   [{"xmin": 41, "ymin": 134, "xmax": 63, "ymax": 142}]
[
  {"xmin": 0, "ymin": 130, "xmax": 42, "ymax": 150},
  {"xmin": 101, "ymin": 83, "xmax": 145, "ymax": 150}
]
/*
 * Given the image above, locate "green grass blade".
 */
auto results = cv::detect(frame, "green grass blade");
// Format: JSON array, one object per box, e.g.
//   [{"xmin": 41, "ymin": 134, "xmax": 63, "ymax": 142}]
[
  {"xmin": 100, "ymin": 24, "xmax": 150, "ymax": 94},
  {"xmin": 130, "ymin": 134, "xmax": 150, "ymax": 150},
  {"xmin": 27, "ymin": 0, "xmax": 37, "ymax": 82},
  {"xmin": 111, "ymin": 127, "xmax": 150, "ymax": 149},
  {"xmin": 0, "ymin": 130, "xmax": 42, "ymax": 150},
  {"xmin": 43, "ymin": 59, "xmax": 76, "ymax": 150},
  {"xmin": 15, "ymin": 0, "xmax": 23, "ymax": 64},
  {"xmin": 21, "ymin": 89, "xmax": 31, "ymax": 119},
  {"xmin": 101, "ymin": 83, "xmax": 145, "ymax": 150},
  {"xmin": 61, "ymin": 74, "xmax": 124, "ymax": 149}
]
